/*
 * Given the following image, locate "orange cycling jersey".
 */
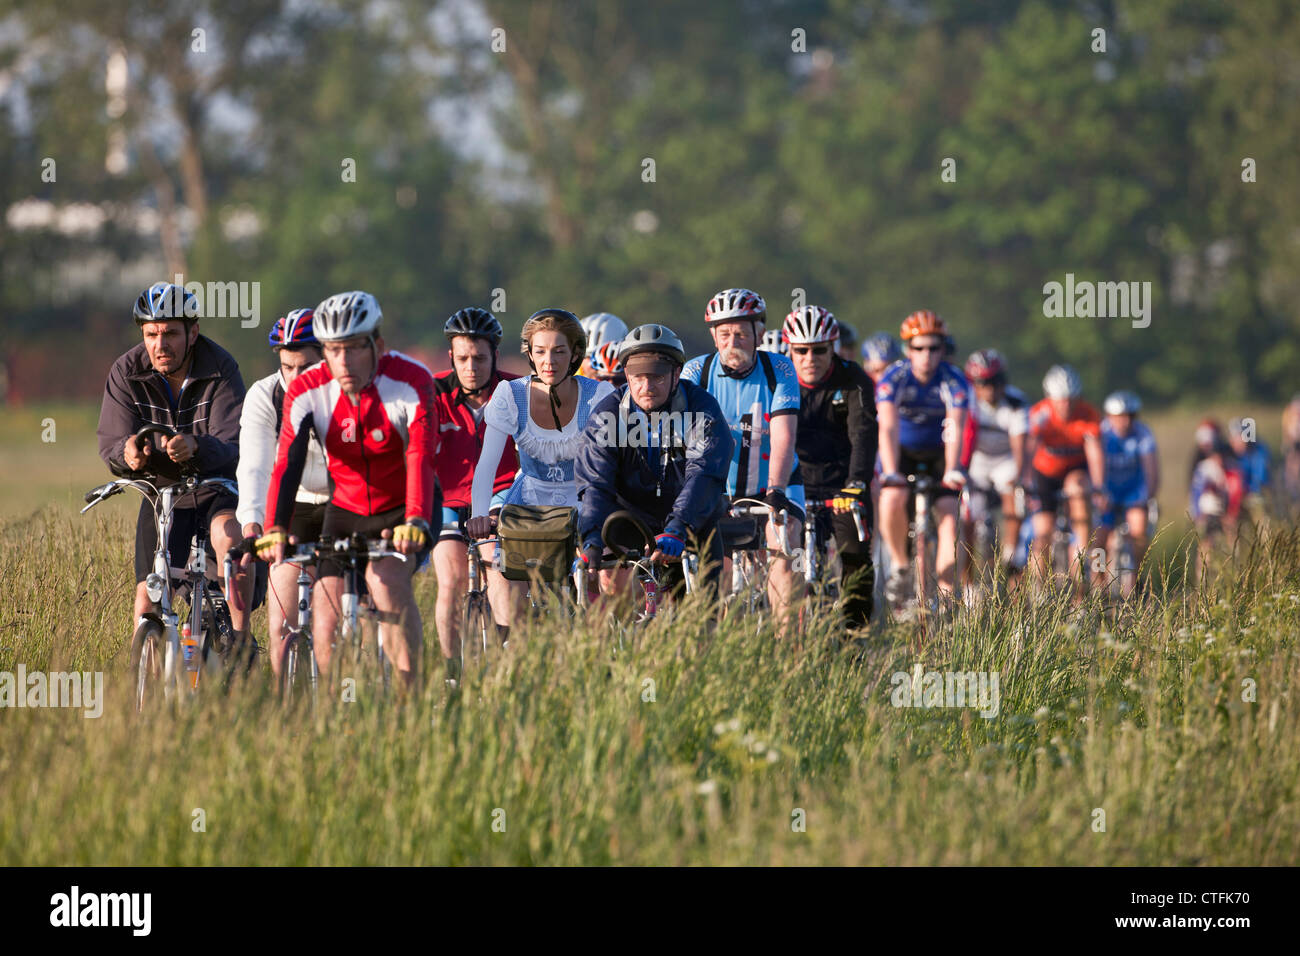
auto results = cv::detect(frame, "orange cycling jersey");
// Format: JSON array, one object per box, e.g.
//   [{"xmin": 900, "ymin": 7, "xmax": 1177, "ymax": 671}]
[{"xmin": 1028, "ymin": 398, "xmax": 1100, "ymax": 479}]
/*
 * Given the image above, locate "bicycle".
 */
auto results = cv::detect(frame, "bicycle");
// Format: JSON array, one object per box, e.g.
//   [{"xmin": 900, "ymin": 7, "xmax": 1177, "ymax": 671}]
[
  {"xmin": 576, "ymin": 510, "xmax": 699, "ymax": 636},
  {"xmin": 881, "ymin": 473, "xmax": 942, "ymax": 618},
  {"xmin": 1103, "ymin": 498, "xmax": 1158, "ymax": 601},
  {"xmin": 461, "ymin": 535, "xmax": 497, "ymax": 672},
  {"xmin": 326, "ymin": 533, "xmax": 409, "ymax": 693},
  {"xmin": 722, "ymin": 499, "xmax": 793, "ymax": 618},
  {"xmin": 81, "ymin": 424, "xmax": 245, "ymax": 710},
  {"xmin": 801, "ymin": 498, "xmax": 867, "ymax": 598},
  {"xmin": 276, "ymin": 541, "xmax": 327, "ymax": 704}
]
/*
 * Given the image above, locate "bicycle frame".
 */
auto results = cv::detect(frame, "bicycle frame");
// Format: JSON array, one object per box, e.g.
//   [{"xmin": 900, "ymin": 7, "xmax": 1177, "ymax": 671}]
[{"xmin": 801, "ymin": 499, "xmax": 867, "ymax": 586}]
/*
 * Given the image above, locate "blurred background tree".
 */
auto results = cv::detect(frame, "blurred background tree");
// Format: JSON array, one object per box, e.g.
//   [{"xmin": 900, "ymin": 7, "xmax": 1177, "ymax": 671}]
[{"xmin": 1, "ymin": 0, "xmax": 1296, "ymax": 402}]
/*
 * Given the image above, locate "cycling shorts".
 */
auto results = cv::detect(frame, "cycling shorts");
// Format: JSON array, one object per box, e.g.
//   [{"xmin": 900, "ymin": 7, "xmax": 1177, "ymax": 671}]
[
  {"xmin": 1097, "ymin": 483, "xmax": 1148, "ymax": 529},
  {"xmin": 318, "ymin": 503, "xmax": 432, "ymax": 579},
  {"xmin": 438, "ymin": 491, "xmax": 507, "ymax": 544},
  {"xmin": 1028, "ymin": 465, "xmax": 1090, "ymax": 514},
  {"xmin": 969, "ymin": 451, "xmax": 1019, "ymax": 496},
  {"xmin": 288, "ymin": 501, "xmax": 328, "ymax": 545}
]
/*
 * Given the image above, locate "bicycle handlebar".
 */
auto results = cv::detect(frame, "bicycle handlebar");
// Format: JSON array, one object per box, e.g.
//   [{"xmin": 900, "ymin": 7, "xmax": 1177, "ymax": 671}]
[{"xmin": 805, "ymin": 498, "xmax": 868, "ymax": 543}]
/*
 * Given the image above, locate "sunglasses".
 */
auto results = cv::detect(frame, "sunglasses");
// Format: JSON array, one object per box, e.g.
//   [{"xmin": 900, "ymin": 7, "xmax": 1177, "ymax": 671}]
[
  {"xmin": 792, "ymin": 346, "xmax": 830, "ymax": 356},
  {"xmin": 909, "ymin": 343, "xmax": 943, "ymax": 353}
]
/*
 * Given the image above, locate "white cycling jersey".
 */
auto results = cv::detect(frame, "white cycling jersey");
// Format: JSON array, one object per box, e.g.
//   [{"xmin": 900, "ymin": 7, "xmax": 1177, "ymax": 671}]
[
  {"xmin": 973, "ymin": 387, "xmax": 1029, "ymax": 459},
  {"xmin": 236, "ymin": 370, "xmax": 330, "ymax": 528}
]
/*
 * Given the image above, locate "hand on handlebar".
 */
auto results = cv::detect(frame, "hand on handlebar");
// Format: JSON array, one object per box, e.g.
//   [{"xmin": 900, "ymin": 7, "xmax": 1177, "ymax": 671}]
[
  {"xmin": 832, "ymin": 486, "xmax": 864, "ymax": 515},
  {"xmin": 765, "ymin": 488, "xmax": 794, "ymax": 525},
  {"xmin": 389, "ymin": 518, "xmax": 431, "ymax": 555},
  {"xmin": 466, "ymin": 514, "xmax": 497, "ymax": 540},
  {"xmin": 255, "ymin": 528, "xmax": 291, "ymax": 565},
  {"xmin": 123, "ymin": 434, "xmax": 152, "ymax": 472},
  {"xmin": 164, "ymin": 433, "xmax": 198, "ymax": 464},
  {"xmin": 941, "ymin": 469, "xmax": 968, "ymax": 491},
  {"xmin": 650, "ymin": 532, "xmax": 685, "ymax": 565},
  {"xmin": 579, "ymin": 544, "xmax": 603, "ymax": 581}
]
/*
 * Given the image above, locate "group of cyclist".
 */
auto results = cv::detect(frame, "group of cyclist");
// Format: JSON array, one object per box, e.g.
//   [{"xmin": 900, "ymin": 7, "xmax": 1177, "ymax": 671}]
[{"xmin": 97, "ymin": 278, "xmax": 1285, "ymax": 694}]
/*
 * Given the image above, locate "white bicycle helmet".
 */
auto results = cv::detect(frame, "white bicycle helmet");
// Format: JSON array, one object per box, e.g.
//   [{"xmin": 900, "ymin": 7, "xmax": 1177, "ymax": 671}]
[
  {"xmin": 314, "ymin": 290, "xmax": 382, "ymax": 341},
  {"xmin": 581, "ymin": 312, "xmax": 628, "ymax": 352},
  {"xmin": 705, "ymin": 288, "xmax": 766, "ymax": 325},
  {"xmin": 783, "ymin": 305, "xmax": 838, "ymax": 345},
  {"xmin": 1042, "ymin": 364, "xmax": 1082, "ymax": 399},
  {"xmin": 1103, "ymin": 390, "xmax": 1141, "ymax": 415}
]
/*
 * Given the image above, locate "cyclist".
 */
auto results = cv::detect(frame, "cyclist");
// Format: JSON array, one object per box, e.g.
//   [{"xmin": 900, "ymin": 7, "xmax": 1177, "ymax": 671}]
[
  {"xmin": 681, "ymin": 288, "xmax": 805, "ymax": 630},
  {"xmin": 1189, "ymin": 430, "xmax": 1244, "ymax": 580},
  {"xmin": 875, "ymin": 310, "xmax": 970, "ymax": 605},
  {"xmin": 1024, "ymin": 364, "xmax": 1105, "ymax": 589},
  {"xmin": 97, "ymin": 282, "xmax": 254, "ymax": 661},
  {"xmin": 432, "ymin": 308, "xmax": 518, "ymax": 682},
  {"xmin": 236, "ymin": 308, "xmax": 329, "ymax": 677},
  {"xmin": 575, "ymin": 324, "xmax": 735, "ymax": 600},
  {"xmin": 1226, "ymin": 417, "xmax": 1272, "ymax": 521},
  {"xmin": 860, "ymin": 333, "xmax": 902, "ymax": 386},
  {"xmin": 962, "ymin": 348, "xmax": 1028, "ymax": 579},
  {"xmin": 589, "ymin": 339, "xmax": 628, "ymax": 388},
  {"xmin": 577, "ymin": 312, "xmax": 628, "ymax": 378},
  {"xmin": 835, "ymin": 323, "xmax": 858, "ymax": 364},
  {"xmin": 257, "ymin": 290, "xmax": 438, "ymax": 692},
  {"xmin": 467, "ymin": 309, "xmax": 615, "ymax": 625},
  {"xmin": 1097, "ymin": 390, "xmax": 1159, "ymax": 584},
  {"xmin": 786, "ymin": 306, "xmax": 877, "ymax": 629}
]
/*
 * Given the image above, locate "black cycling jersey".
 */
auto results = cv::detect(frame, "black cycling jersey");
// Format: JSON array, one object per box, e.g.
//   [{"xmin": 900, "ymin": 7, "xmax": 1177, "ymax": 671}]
[{"xmin": 795, "ymin": 357, "xmax": 877, "ymax": 495}]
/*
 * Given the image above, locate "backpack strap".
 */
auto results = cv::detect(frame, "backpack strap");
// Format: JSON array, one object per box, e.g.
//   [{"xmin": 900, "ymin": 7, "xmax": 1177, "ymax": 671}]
[
  {"xmin": 758, "ymin": 351, "xmax": 777, "ymax": 391},
  {"xmin": 700, "ymin": 353, "xmax": 716, "ymax": 395}
]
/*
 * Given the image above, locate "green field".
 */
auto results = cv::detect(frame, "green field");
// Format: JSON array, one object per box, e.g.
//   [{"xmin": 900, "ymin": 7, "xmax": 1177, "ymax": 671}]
[{"xmin": 1, "ymin": 403, "xmax": 1297, "ymax": 864}]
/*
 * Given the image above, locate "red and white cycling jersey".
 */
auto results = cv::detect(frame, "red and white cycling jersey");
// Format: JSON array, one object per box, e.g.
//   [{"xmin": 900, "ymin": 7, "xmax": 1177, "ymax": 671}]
[{"xmin": 265, "ymin": 350, "xmax": 438, "ymax": 529}]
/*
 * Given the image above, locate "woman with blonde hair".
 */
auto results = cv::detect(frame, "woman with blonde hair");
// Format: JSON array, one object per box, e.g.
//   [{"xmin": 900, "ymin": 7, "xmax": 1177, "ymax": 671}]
[{"xmin": 467, "ymin": 310, "xmax": 614, "ymax": 625}]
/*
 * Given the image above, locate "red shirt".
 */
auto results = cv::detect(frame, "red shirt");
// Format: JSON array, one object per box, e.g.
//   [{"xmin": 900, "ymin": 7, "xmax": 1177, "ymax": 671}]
[
  {"xmin": 266, "ymin": 351, "xmax": 438, "ymax": 526},
  {"xmin": 1028, "ymin": 398, "xmax": 1101, "ymax": 479},
  {"xmin": 432, "ymin": 369, "xmax": 519, "ymax": 508}
]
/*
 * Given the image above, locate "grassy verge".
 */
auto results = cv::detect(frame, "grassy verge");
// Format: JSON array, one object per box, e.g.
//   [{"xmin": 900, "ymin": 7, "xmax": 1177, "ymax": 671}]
[{"xmin": 1, "ymin": 503, "xmax": 1296, "ymax": 865}]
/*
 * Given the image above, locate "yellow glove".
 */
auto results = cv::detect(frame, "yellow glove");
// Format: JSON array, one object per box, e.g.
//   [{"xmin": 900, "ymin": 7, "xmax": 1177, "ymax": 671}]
[
  {"xmin": 832, "ymin": 486, "xmax": 864, "ymax": 515},
  {"xmin": 254, "ymin": 529, "xmax": 289, "ymax": 560},
  {"xmin": 393, "ymin": 520, "xmax": 430, "ymax": 549}
]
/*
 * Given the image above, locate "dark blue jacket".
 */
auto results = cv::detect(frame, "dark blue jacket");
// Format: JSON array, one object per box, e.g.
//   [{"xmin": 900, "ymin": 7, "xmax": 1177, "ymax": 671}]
[{"xmin": 576, "ymin": 379, "xmax": 735, "ymax": 552}]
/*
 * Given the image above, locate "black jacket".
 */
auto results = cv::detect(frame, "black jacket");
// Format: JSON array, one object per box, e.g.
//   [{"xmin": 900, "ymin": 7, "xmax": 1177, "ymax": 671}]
[
  {"xmin": 97, "ymin": 334, "xmax": 245, "ymax": 485},
  {"xmin": 796, "ymin": 357, "xmax": 877, "ymax": 495}
]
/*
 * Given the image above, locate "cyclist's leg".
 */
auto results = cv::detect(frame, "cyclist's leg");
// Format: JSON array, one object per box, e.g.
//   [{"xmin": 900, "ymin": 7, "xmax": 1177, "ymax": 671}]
[
  {"xmin": 1027, "ymin": 469, "xmax": 1058, "ymax": 583},
  {"xmin": 132, "ymin": 498, "xmax": 159, "ymax": 624},
  {"xmin": 207, "ymin": 502, "xmax": 252, "ymax": 636},
  {"xmin": 1062, "ymin": 469, "xmax": 1095, "ymax": 583},
  {"xmin": 879, "ymin": 482, "xmax": 910, "ymax": 572},
  {"xmin": 1126, "ymin": 502, "xmax": 1149, "ymax": 565},
  {"xmin": 266, "ymin": 560, "xmax": 302, "ymax": 676},
  {"xmin": 934, "ymin": 495, "xmax": 960, "ymax": 594},
  {"xmin": 433, "ymin": 538, "xmax": 467, "ymax": 661},
  {"xmin": 366, "ymin": 552, "xmax": 423, "ymax": 691},
  {"xmin": 831, "ymin": 507, "xmax": 873, "ymax": 626}
]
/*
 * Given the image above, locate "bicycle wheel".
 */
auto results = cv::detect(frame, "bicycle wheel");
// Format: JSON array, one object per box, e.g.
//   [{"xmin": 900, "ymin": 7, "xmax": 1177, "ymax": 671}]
[
  {"xmin": 128, "ymin": 618, "xmax": 166, "ymax": 711},
  {"xmin": 279, "ymin": 632, "xmax": 315, "ymax": 705},
  {"xmin": 461, "ymin": 593, "xmax": 492, "ymax": 670}
]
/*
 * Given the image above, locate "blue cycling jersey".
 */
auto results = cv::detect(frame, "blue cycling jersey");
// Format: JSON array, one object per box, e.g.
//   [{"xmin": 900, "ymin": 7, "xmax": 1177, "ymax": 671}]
[
  {"xmin": 1100, "ymin": 418, "xmax": 1155, "ymax": 497},
  {"xmin": 681, "ymin": 350, "xmax": 801, "ymax": 498},
  {"xmin": 873, "ymin": 359, "xmax": 969, "ymax": 452}
]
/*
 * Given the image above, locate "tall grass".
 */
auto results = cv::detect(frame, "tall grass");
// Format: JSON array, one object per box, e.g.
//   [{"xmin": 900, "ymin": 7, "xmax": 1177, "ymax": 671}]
[{"xmin": 1, "ymin": 505, "xmax": 1297, "ymax": 864}]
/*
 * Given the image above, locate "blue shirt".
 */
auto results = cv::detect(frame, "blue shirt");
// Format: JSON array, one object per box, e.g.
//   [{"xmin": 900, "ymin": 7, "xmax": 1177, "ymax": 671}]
[
  {"xmin": 681, "ymin": 350, "xmax": 801, "ymax": 498},
  {"xmin": 1236, "ymin": 442, "xmax": 1271, "ymax": 494},
  {"xmin": 873, "ymin": 360, "xmax": 970, "ymax": 452},
  {"xmin": 1100, "ymin": 418, "xmax": 1156, "ymax": 495}
]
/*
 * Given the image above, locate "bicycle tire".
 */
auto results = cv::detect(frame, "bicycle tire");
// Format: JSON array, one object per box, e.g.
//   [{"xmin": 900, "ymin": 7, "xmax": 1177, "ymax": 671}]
[
  {"xmin": 461, "ymin": 593, "xmax": 492, "ymax": 670},
  {"xmin": 128, "ymin": 618, "xmax": 166, "ymax": 711},
  {"xmin": 280, "ymin": 632, "xmax": 315, "ymax": 705}
]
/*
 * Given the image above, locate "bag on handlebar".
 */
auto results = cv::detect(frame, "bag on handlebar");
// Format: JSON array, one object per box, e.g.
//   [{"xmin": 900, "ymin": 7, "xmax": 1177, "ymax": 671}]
[{"xmin": 496, "ymin": 504, "xmax": 577, "ymax": 582}]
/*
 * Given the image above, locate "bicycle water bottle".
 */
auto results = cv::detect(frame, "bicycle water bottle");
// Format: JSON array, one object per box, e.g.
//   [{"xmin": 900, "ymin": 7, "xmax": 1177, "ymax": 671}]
[
  {"xmin": 181, "ymin": 620, "xmax": 200, "ymax": 690},
  {"xmin": 643, "ymin": 578, "xmax": 659, "ymax": 618},
  {"xmin": 341, "ymin": 591, "xmax": 357, "ymax": 637}
]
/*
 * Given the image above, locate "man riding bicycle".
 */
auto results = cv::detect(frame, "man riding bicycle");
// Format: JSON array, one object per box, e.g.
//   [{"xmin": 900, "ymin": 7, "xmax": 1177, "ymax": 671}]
[
  {"xmin": 97, "ymin": 281, "xmax": 255, "ymax": 661},
  {"xmin": 961, "ymin": 348, "xmax": 1028, "ymax": 579},
  {"xmin": 1024, "ymin": 364, "xmax": 1105, "ymax": 589},
  {"xmin": 237, "ymin": 308, "xmax": 330, "ymax": 678},
  {"xmin": 875, "ymin": 310, "xmax": 970, "ymax": 605},
  {"xmin": 431, "ymin": 307, "xmax": 518, "ymax": 683},
  {"xmin": 576, "ymin": 324, "xmax": 735, "ymax": 601},
  {"xmin": 681, "ymin": 288, "xmax": 806, "ymax": 630},
  {"xmin": 1097, "ymin": 390, "xmax": 1159, "ymax": 585},
  {"xmin": 785, "ymin": 306, "xmax": 877, "ymax": 629},
  {"xmin": 257, "ymin": 290, "xmax": 439, "ymax": 692}
]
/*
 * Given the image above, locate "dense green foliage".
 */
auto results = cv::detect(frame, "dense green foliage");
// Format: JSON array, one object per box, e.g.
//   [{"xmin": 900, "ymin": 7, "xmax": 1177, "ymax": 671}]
[{"xmin": 3, "ymin": 0, "xmax": 1298, "ymax": 398}]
